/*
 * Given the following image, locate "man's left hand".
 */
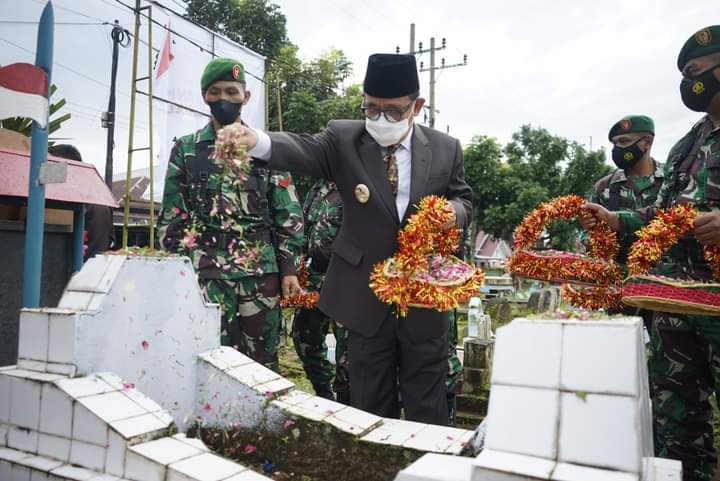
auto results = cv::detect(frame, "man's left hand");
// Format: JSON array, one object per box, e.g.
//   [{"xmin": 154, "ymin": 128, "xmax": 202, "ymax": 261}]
[
  {"xmin": 692, "ymin": 211, "xmax": 720, "ymax": 246},
  {"xmin": 282, "ymin": 275, "xmax": 302, "ymax": 297},
  {"xmin": 442, "ymin": 204, "xmax": 457, "ymax": 230}
]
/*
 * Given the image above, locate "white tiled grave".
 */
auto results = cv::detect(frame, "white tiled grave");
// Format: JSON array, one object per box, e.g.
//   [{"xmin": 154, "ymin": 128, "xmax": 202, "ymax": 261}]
[
  {"xmin": 396, "ymin": 316, "xmax": 682, "ymax": 481},
  {"xmin": 5, "ymin": 254, "xmax": 480, "ymax": 481}
]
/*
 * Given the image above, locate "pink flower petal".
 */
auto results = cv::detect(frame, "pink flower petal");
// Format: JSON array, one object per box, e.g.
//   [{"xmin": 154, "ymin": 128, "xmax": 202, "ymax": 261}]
[
  {"xmin": 243, "ymin": 444, "xmax": 257, "ymax": 454},
  {"xmin": 121, "ymin": 382, "xmax": 135, "ymax": 391},
  {"xmin": 141, "ymin": 340, "xmax": 149, "ymax": 351},
  {"xmin": 202, "ymin": 402, "xmax": 212, "ymax": 413},
  {"xmin": 283, "ymin": 420, "xmax": 295, "ymax": 429}
]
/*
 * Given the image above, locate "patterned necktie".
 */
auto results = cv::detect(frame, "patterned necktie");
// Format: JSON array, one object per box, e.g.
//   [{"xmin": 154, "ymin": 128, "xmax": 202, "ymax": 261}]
[{"xmin": 383, "ymin": 144, "xmax": 400, "ymax": 196}]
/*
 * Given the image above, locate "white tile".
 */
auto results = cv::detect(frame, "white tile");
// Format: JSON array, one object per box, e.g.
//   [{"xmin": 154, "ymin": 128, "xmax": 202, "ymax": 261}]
[
  {"xmin": 123, "ymin": 389, "xmax": 164, "ymax": 414},
  {"xmin": 642, "ymin": 457, "xmax": 683, "ymax": 480},
  {"xmin": 10, "ymin": 377, "xmax": 42, "ymax": 430},
  {"xmin": 360, "ymin": 419, "xmax": 428, "ymax": 447},
  {"xmin": 55, "ymin": 376, "xmax": 116, "ymax": 399},
  {"xmin": 31, "ymin": 471, "xmax": 50, "ymax": 481},
  {"xmin": 294, "ymin": 395, "xmax": 346, "ymax": 418},
  {"xmin": 485, "ymin": 385, "xmax": 559, "ymax": 459},
  {"xmin": 125, "ymin": 448, "xmax": 166, "ymax": 481},
  {"xmin": 86, "ymin": 294, "xmax": 104, "ymax": 311},
  {"xmin": 47, "ymin": 313, "xmax": 76, "ymax": 365},
  {"xmin": 0, "ymin": 375, "xmax": 11, "ymax": 423},
  {"xmin": 72, "ymin": 404, "xmax": 108, "ymax": 446},
  {"xmin": 59, "ymin": 292, "xmax": 96, "ymax": 311},
  {"xmin": 153, "ymin": 410, "xmax": 174, "ymax": 427},
  {"xmin": 96, "ymin": 255, "xmax": 125, "ymax": 293},
  {"xmin": 198, "ymin": 347, "xmax": 254, "ymax": 372},
  {"xmin": 551, "ymin": 462, "xmax": 638, "ymax": 481},
  {"xmin": 8, "ymin": 427, "xmax": 39, "ymax": 453},
  {"xmin": 16, "ymin": 455, "xmax": 64, "ymax": 473},
  {"xmin": 395, "ymin": 453, "xmax": 475, "ymax": 481},
  {"xmin": 225, "ymin": 363, "xmax": 280, "ymax": 388},
  {"xmin": 0, "ymin": 460, "xmax": 10, "ymax": 481},
  {"xmin": 444, "ymin": 430, "xmax": 475, "ymax": 455},
  {"xmin": 492, "ymin": 321, "xmax": 562, "ymax": 389},
  {"xmin": 17, "ymin": 360, "xmax": 48, "ymax": 373},
  {"xmin": 110, "ymin": 413, "xmax": 168, "ymax": 440},
  {"xmin": 66, "ymin": 256, "xmax": 112, "ymax": 292},
  {"xmin": 39, "ymin": 385, "xmax": 73, "ymax": 438},
  {"xmin": 10, "ymin": 464, "xmax": 31, "ymax": 481},
  {"xmin": 69, "ymin": 440, "xmax": 105, "ymax": 471},
  {"xmin": 0, "ymin": 423, "xmax": 8, "ymax": 446},
  {"xmin": 561, "ymin": 323, "xmax": 639, "ymax": 396},
  {"xmin": 104, "ymin": 430, "xmax": 126, "ymax": 478},
  {"xmin": 472, "ymin": 449, "xmax": 555, "ymax": 481},
  {"xmin": 94, "ymin": 373, "xmax": 126, "ymax": 391},
  {"xmin": 0, "ymin": 446, "xmax": 33, "ymax": 462},
  {"xmin": 270, "ymin": 390, "xmax": 313, "ymax": 410},
  {"xmin": 253, "ymin": 377, "xmax": 294, "ymax": 397},
  {"xmin": 325, "ymin": 405, "xmax": 382, "ymax": 436},
  {"xmin": 21, "ymin": 372, "xmax": 65, "ymax": 383},
  {"xmin": 44, "ymin": 363, "xmax": 76, "ymax": 378},
  {"xmin": 403, "ymin": 425, "xmax": 473, "ymax": 453},
  {"xmin": 87, "ymin": 475, "xmax": 121, "ymax": 481},
  {"xmin": 558, "ymin": 392, "xmax": 641, "ymax": 472},
  {"xmin": 167, "ymin": 452, "xmax": 243, "ymax": 481},
  {"xmin": 48, "ymin": 464, "xmax": 99, "ymax": 481},
  {"xmin": 78, "ymin": 392, "xmax": 145, "ymax": 423},
  {"xmin": 18, "ymin": 311, "xmax": 49, "ymax": 362},
  {"xmin": 171, "ymin": 434, "xmax": 209, "ymax": 452},
  {"xmin": 37, "ymin": 434, "xmax": 71, "ymax": 463}
]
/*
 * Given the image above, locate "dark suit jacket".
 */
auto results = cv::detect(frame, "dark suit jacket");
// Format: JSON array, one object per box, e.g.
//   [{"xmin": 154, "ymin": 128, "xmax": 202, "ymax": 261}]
[{"xmin": 265, "ymin": 120, "xmax": 472, "ymax": 338}]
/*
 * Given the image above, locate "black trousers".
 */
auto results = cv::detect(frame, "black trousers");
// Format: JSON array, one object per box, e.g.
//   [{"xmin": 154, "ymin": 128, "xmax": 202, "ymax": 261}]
[{"xmin": 348, "ymin": 308, "xmax": 449, "ymax": 425}]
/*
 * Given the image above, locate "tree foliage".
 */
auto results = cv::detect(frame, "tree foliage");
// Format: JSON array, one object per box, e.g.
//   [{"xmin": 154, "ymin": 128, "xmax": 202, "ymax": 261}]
[{"xmin": 464, "ymin": 125, "xmax": 612, "ymax": 250}]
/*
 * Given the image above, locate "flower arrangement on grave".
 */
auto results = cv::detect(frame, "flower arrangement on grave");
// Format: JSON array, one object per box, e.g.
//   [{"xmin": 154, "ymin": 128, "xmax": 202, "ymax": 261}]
[
  {"xmin": 507, "ymin": 195, "xmax": 622, "ymax": 289},
  {"xmin": 622, "ymin": 204, "xmax": 720, "ymax": 316},
  {"xmin": 369, "ymin": 195, "xmax": 485, "ymax": 317}
]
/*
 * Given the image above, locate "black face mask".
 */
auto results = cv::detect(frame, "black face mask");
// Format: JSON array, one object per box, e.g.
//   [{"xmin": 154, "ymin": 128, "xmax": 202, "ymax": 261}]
[
  {"xmin": 612, "ymin": 139, "xmax": 646, "ymax": 169},
  {"xmin": 209, "ymin": 100, "xmax": 242, "ymax": 125},
  {"xmin": 680, "ymin": 64, "xmax": 720, "ymax": 112}
]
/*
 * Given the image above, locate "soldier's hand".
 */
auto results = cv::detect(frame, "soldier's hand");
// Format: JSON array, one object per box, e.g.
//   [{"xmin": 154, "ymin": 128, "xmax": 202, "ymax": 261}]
[
  {"xmin": 580, "ymin": 203, "xmax": 620, "ymax": 232},
  {"xmin": 441, "ymin": 203, "xmax": 457, "ymax": 230},
  {"xmin": 282, "ymin": 275, "xmax": 302, "ymax": 298},
  {"xmin": 692, "ymin": 211, "xmax": 720, "ymax": 246}
]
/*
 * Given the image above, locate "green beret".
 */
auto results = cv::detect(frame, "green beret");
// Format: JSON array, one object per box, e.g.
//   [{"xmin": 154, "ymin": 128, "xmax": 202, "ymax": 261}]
[
  {"xmin": 608, "ymin": 115, "xmax": 655, "ymax": 142},
  {"xmin": 677, "ymin": 26, "xmax": 720, "ymax": 70},
  {"xmin": 200, "ymin": 57, "xmax": 245, "ymax": 91}
]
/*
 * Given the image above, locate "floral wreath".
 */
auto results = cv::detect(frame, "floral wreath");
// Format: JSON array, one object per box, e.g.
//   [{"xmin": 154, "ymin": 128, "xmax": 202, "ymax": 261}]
[
  {"xmin": 561, "ymin": 284, "xmax": 624, "ymax": 311},
  {"xmin": 507, "ymin": 195, "xmax": 622, "ymax": 288},
  {"xmin": 370, "ymin": 195, "xmax": 485, "ymax": 317},
  {"xmin": 626, "ymin": 204, "xmax": 720, "ymax": 278},
  {"xmin": 280, "ymin": 259, "xmax": 320, "ymax": 309}
]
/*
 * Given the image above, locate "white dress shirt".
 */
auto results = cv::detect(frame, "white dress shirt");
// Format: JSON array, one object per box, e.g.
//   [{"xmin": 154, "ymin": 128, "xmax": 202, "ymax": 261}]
[{"xmin": 249, "ymin": 125, "xmax": 415, "ymax": 220}]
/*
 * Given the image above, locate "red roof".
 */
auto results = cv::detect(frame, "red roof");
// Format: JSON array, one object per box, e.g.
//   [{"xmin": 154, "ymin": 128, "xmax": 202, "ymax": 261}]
[{"xmin": 0, "ymin": 148, "xmax": 118, "ymax": 208}]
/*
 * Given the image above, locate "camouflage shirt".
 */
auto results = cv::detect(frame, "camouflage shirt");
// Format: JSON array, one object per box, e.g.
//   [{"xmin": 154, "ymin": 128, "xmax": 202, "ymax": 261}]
[
  {"xmin": 157, "ymin": 122, "xmax": 304, "ymax": 279},
  {"xmin": 618, "ymin": 116, "xmax": 720, "ymax": 277},
  {"xmin": 589, "ymin": 159, "xmax": 664, "ymax": 260},
  {"xmin": 302, "ymin": 180, "xmax": 342, "ymax": 291}
]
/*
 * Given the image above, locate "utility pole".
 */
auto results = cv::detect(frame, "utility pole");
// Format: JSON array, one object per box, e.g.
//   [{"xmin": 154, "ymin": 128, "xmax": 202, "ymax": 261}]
[
  {"xmin": 397, "ymin": 25, "xmax": 468, "ymax": 130},
  {"xmin": 103, "ymin": 21, "xmax": 130, "ymax": 188}
]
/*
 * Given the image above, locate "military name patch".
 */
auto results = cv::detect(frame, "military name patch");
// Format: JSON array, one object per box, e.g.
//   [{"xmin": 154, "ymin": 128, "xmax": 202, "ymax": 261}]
[
  {"xmin": 696, "ymin": 29, "xmax": 712, "ymax": 46},
  {"xmin": 232, "ymin": 64, "xmax": 242, "ymax": 79}
]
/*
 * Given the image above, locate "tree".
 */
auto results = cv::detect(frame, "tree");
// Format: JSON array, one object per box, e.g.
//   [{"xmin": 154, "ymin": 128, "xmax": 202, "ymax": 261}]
[
  {"xmin": 185, "ymin": 0, "xmax": 288, "ymax": 60},
  {"xmin": 464, "ymin": 125, "xmax": 612, "ymax": 250}
]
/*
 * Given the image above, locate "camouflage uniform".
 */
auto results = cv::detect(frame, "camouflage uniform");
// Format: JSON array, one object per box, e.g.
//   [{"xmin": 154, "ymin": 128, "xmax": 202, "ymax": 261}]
[
  {"xmin": 618, "ymin": 116, "xmax": 720, "ymax": 481},
  {"xmin": 158, "ymin": 122, "xmax": 304, "ymax": 370},
  {"xmin": 291, "ymin": 180, "xmax": 350, "ymax": 401}
]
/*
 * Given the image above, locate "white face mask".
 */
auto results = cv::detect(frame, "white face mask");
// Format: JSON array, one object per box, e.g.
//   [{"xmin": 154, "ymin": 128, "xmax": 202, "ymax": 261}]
[{"xmin": 365, "ymin": 114, "xmax": 413, "ymax": 147}]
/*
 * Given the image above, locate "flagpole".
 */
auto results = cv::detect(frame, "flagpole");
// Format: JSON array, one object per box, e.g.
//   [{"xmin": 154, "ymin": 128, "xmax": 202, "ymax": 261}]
[
  {"xmin": 22, "ymin": 1, "xmax": 54, "ymax": 308},
  {"xmin": 147, "ymin": 5, "xmax": 155, "ymax": 249}
]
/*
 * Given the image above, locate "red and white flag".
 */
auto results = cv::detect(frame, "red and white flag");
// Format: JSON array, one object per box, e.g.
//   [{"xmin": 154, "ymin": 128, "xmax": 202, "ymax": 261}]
[
  {"xmin": 0, "ymin": 63, "xmax": 49, "ymax": 128},
  {"xmin": 156, "ymin": 23, "xmax": 175, "ymax": 80}
]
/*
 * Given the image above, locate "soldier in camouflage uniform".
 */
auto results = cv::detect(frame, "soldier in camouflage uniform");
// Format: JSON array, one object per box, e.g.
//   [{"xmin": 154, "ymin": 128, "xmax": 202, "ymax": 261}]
[
  {"xmin": 583, "ymin": 27, "xmax": 720, "ymax": 481},
  {"xmin": 158, "ymin": 58, "xmax": 304, "ymax": 371},
  {"xmin": 292, "ymin": 179, "xmax": 350, "ymax": 402}
]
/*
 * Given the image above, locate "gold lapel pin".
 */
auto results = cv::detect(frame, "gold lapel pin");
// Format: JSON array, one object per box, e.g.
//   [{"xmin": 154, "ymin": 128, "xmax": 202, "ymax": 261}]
[{"xmin": 355, "ymin": 184, "xmax": 370, "ymax": 204}]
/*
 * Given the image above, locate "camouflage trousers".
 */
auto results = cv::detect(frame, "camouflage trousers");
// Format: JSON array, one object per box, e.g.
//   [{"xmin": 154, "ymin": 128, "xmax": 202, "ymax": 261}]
[
  {"xmin": 201, "ymin": 274, "xmax": 281, "ymax": 371},
  {"xmin": 292, "ymin": 307, "xmax": 349, "ymax": 397},
  {"xmin": 650, "ymin": 311, "xmax": 720, "ymax": 481},
  {"xmin": 447, "ymin": 309, "xmax": 463, "ymax": 394}
]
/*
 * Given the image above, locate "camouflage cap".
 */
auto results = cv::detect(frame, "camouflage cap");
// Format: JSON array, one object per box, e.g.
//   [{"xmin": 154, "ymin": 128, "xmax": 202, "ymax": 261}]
[
  {"xmin": 608, "ymin": 115, "xmax": 655, "ymax": 142},
  {"xmin": 201, "ymin": 57, "xmax": 245, "ymax": 91},
  {"xmin": 677, "ymin": 26, "xmax": 720, "ymax": 70}
]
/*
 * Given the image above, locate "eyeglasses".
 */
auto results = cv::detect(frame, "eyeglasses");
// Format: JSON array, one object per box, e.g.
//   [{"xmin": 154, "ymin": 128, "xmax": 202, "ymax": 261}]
[{"xmin": 361, "ymin": 100, "xmax": 416, "ymax": 123}]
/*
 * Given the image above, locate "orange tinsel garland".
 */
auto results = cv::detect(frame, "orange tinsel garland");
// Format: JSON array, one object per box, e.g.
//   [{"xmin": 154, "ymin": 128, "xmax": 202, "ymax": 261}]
[
  {"xmin": 561, "ymin": 284, "xmax": 623, "ymax": 311},
  {"xmin": 627, "ymin": 204, "xmax": 720, "ymax": 278},
  {"xmin": 369, "ymin": 195, "xmax": 484, "ymax": 317},
  {"xmin": 507, "ymin": 195, "xmax": 621, "ymax": 287},
  {"xmin": 280, "ymin": 260, "xmax": 320, "ymax": 309}
]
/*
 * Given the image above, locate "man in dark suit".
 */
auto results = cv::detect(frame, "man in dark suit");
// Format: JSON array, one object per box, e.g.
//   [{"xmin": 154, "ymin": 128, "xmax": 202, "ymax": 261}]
[{"xmin": 238, "ymin": 54, "xmax": 472, "ymax": 425}]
